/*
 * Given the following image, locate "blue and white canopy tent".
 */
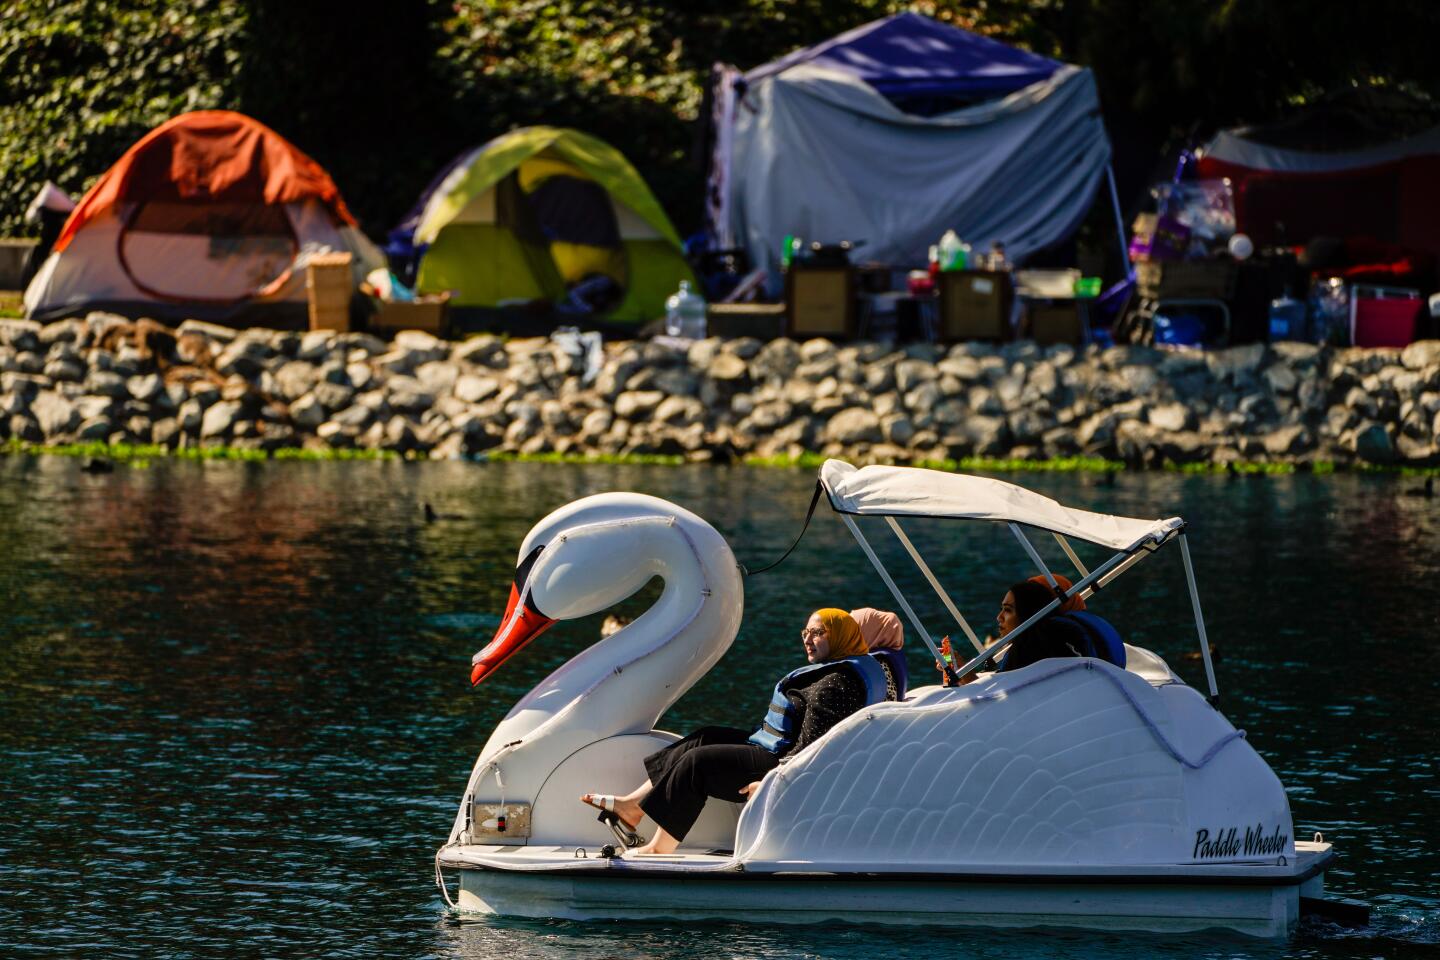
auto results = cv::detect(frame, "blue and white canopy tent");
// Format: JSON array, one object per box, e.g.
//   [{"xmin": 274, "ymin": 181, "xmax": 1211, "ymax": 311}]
[{"xmin": 705, "ymin": 13, "xmax": 1130, "ymax": 290}]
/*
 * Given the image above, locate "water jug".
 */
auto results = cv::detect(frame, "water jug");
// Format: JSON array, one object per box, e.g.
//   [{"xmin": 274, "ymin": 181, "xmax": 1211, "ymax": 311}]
[
  {"xmin": 938, "ymin": 230, "xmax": 966, "ymax": 271},
  {"xmin": 1268, "ymin": 287, "xmax": 1307, "ymax": 342},
  {"xmin": 665, "ymin": 280, "xmax": 707, "ymax": 340}
]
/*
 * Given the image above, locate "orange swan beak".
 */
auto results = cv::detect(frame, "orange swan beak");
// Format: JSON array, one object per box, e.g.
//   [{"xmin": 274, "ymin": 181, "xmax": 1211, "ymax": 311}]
[{"xmin": 470, "ymin": 582, "xmax": 556, "ymax": 686}]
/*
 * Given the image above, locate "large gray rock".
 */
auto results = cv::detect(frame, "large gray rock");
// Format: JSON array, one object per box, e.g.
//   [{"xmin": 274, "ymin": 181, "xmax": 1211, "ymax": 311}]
[
  {"xmin": 215, "ymin": 337, "xmax": 274, "ymax": 379},
  {"xmin": 289, "ymin": 393, "xmax": 328, "ymax": 430},
  {"xmin": 31, "ymin": 390, "xmax": 79, "ymax": 437},
  {"xmin": 177, "ymin": 399, "xmax": 205, "ymax": 434},
  {"xmin": 74, "ymin": 396, "xmax": 116, "ymax": 422},
  {"xmin": 1351, "ymin": 422, "xmax": 1396, "ymax": 463},
  {"xmin": 274, "ymin": 361, "xmax": 319, "ymax": 401},
  {"xmin": 2, "ymin": 371, "xmax": 49, "ymax": 400},
  {"xmin": 1120, "ymin": 364, "xmax": 1159, "ymax": 396},
  {"xmin": 38, "ymin": 318, "xmax": 84, "ymax": 347},
  {"xmin": 750, "ymin": 339, "xmax": 801, "ymax": 384},
  {"xmin": 963, "ymin": 414, "xmax": 1010, "ymax": 455},
  {"xmin": 454, "ymin": 373, "xmax": 501, "ymax": 404},
  {"xmin": 331, "ymin": 404, "xmax": 375, "ymax": 430},
  {"xmin": 85, "ymin": 370, "xmax": 129, "ymax": 399},
  {"xmin": 311, "ymin": 381, "xmax": 356, "ymax": 412},
  {"xmin": 653, "ymin": 366, "xmax": 699, "ymax": 396},
  {"xmin": 454, "ymin": 335, "xmax": 508, "ymax": 369},
  {"xmin": 894, "ymin": 359, "xmax": 937, "ymax": 393},
  {"xmin": 1206, "ymin": 343, "xmax": 1266, "ymax": 383},
  {"xmin": 707, "ymin": 352, "xmax": 749, "ymax": 384},
  {"xmin": 200, "ymin": 400, "xmax": 244, "ymax": 439},
  {"xmin": 42, "ymin": 358, "xmax": 84, "ymax": 383},
  {"xmin": 1401, "ymin": 340, "xmax": 1440, "ymax": 371},
  {"xmin": 824, "ymin": 407, "xmax": 883, "ymax": 445},
  {"xmin": 176, "ymin": 319, "xmax": 238, "ymax": 344},
  {"xmin": 395, "ymin": 330, "xmax": 450, "ymax": 364},
  {"xmin": 346, "ymin": 362, "xmax": 377, "ymax": 391},
  {"xmin": 881, "ymin": 413, "xmax": 915, "ymax": 445},
  {"xmin": 151, "ymin": 417, "xmax": 181, "ymax": 447},
  {"xmin": 1147, "ymin": 403, "xmax": 1193, "ymax": 432},
  {"xmin": 0, "ymin": 319, "xmax": 42, "ymax": 352},
  {"xmin": 615, "ymin": 390, "xmax": 664, "ymax": 420},
  {"xmin": 1263, "ymin": 425, "xmax": 1312, "ymax": 456},
  {"xmin": 654, "ymin": 395, "xmax": 705, "ymax": 426},
  {"xmin": 416, "ymin": 361, "xmax": 460, "ymax": 395},
  {"xmin": 296, "ymin": 330, "xmax": 336, "ymax": 362},
  {"xmin": 126, "ymin": 374, "xmax": 163, "ymax": 403},
  {"xmin": 9, "ymin": 413, "xmax": 42, "ymax": 442},
  {"xmin": 76, "ymin": 416, "xmax": 113, "ymax": 440}
]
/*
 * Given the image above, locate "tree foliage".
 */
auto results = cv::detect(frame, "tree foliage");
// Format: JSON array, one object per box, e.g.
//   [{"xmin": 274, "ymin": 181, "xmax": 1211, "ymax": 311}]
[{"xmin": 2, "ymin": 0, "xmax": 1437, "ymax": 240}]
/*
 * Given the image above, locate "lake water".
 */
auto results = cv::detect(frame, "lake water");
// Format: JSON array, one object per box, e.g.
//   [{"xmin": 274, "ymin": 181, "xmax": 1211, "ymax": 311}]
[{"xmin": 1, "ymin": 458, "xmax": 1436, "ymax": 958}]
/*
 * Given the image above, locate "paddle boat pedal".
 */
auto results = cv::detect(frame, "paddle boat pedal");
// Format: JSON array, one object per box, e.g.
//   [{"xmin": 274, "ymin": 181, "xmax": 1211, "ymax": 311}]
[{"xmin": 436, "ymin": 461, "xmax": 1342, "ymax": 937}]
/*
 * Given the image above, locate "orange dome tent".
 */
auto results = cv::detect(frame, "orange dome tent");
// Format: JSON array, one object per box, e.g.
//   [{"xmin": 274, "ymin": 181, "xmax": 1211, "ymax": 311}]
[{"xmin": 27, "ymin": 110, "xmax": 380, "ymax": 325}]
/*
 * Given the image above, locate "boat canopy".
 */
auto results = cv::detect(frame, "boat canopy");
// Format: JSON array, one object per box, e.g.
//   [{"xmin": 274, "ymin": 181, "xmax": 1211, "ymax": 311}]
[
  {"xmin": 817, "ymin": 460, "xmax": 1217, "ymax": 701},
  {"xmin": 820, "ymin": 460, "xmax": 1183, "ymax": 551}
]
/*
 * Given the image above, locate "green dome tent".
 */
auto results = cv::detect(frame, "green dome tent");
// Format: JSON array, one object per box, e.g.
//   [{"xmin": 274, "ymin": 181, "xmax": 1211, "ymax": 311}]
[{"xmin": 407, "ymin": 126, "xmax": 695, "ymax": 324}]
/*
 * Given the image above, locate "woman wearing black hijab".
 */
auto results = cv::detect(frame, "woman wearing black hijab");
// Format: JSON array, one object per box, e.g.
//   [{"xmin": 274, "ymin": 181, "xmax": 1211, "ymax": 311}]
[{"xmin": 940, "ymin": 578, "xmax": 1084, "ymax": 684}]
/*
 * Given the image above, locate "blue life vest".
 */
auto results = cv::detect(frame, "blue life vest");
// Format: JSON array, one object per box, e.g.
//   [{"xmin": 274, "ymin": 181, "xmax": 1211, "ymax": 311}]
[
  {"xmin": 1054, "ymin": 611, "xmax": 1126, "ymax": 667},
  {"xmin": 748, "ymin": 654, "xmax": 891, "ymax": 755}
]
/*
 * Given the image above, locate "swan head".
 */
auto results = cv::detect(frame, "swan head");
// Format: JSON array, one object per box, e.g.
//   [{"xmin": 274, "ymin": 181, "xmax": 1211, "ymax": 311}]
[{"xmin": 469, "ymin": 493, "xmax": 711, "ymax": 686}]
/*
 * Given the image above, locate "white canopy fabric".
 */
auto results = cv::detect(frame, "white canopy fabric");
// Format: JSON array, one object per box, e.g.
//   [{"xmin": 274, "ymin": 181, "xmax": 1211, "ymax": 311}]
[{"xmin": 819, "ymin": 460, "xmax": 1182, "ymax": 551}]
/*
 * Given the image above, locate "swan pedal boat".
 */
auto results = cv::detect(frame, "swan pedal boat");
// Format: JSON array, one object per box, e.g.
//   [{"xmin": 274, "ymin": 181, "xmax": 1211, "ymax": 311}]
[{"xmin": 435, "ymin": 460, "xmax": 1335, "ymax": 937}]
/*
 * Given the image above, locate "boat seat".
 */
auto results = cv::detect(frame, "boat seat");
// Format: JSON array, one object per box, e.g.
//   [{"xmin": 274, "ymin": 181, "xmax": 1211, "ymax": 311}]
[
  {"xmin": 1053, "ymin": 612, "xmax": 1126, "ymax": 668},
  {"xmin": 869, "ymin": 648, "xmax": 908, "ymax": 700}
]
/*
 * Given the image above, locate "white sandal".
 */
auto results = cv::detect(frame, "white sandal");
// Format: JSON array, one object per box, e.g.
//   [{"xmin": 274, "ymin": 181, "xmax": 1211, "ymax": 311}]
[{"xmin": 580, "ymin": 793, "xmax": 645, "ymax": 848}]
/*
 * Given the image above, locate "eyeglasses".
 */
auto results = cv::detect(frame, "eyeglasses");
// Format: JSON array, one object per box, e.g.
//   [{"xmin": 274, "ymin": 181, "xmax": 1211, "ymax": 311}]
[{"xmin": 800, "ymin": 627, "xmax": 827, "ymax": 640}]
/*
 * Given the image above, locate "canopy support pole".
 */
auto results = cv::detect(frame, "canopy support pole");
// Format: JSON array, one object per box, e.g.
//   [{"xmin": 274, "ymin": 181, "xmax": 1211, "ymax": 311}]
[
  {"xmin": 1010, "ymin": 524, "xmax": 1059, "ymax": 590},
  {"xmin": 953, "ymin": 547, "xmax": 1133, "ymax": 680},
  {"xmin": 839, "ymin": 513, "xmax": 955, "ymax": 683},
  {"xmin": 1178, "ymin": 533, "xmax": 1219, "ymax": 704},
  {"xmin": 1106, "ymin": 163, "xmax": 1133, "ymax": 278},
  {"xmin": 1053, "ymin": 533, "xmax": 1089, "ymax": 578},
  {"xmin": 884, "ymin": 517, "xmax": 983, "ymax": 654},
  {"xmin": 1078, "ymin": 548, "xmax": 1148, "ymax": 598}
]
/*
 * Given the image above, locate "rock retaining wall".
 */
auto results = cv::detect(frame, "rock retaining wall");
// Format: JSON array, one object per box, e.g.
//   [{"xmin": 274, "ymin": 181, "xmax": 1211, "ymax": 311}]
[{"xmin": 2, "ymin": 314, "xmax": 1439, "ymax": 467}]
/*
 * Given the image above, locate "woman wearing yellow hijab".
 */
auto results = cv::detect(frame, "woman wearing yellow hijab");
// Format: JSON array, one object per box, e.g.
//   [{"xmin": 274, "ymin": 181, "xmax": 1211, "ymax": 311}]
[{"xmin": 581, "ymin": 607, "xmax": 896, "ymax": 856}]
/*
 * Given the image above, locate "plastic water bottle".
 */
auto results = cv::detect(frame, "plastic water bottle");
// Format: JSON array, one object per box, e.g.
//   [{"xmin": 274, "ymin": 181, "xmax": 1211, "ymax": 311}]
[
  {"xmin": 1268, "ymin": 287, "xmax": 1307, "ymax": 342},
  {"xmin": 665, "ymin": 280, "xmax": 707, "ymax": 340}
]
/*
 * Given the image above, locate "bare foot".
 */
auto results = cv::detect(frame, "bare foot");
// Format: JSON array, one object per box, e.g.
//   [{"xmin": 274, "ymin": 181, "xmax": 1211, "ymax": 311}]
[
  {"xmin": 579, "ymin": 792, "xmax": 644, "ymax": 830},
  {"xmin": 626, "ymin": 829, "xmax": 679, "ymax": 856}
]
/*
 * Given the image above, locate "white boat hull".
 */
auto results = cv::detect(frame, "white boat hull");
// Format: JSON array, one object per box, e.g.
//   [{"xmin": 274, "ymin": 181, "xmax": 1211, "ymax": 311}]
[{"xmin": 443, "ymin": 842, "xmax": 1332, "ymax": 938}]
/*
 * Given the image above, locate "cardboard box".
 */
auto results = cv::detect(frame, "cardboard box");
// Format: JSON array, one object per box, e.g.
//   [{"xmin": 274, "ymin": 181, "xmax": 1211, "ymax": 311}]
[
  {"xmin": 306, "ymin": 252, "xmax": 354, "ymax": 332},
  {"xmin": 369, "ymin": 293, "xmax": 452, "ymax": 338},
  {"xmin": 785, "ymin": 267, "xmax": 855, "ymax": 339},
  {"xmin": 938, "ymin": 269, "xmax": 1012, "ymax": 341}
]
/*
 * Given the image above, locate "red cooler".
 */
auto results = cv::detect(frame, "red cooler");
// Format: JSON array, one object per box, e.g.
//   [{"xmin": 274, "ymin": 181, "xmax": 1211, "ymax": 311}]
[{"xmin": 1350, "ymin": 285, "xmax": 1421, "ymax": 348}]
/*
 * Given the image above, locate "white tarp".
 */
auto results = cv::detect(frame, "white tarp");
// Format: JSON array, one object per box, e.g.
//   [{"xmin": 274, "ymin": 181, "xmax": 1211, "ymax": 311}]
[
  {"xmin": 820, "ymin": 460, "xmax": 1181, "ymax": 551},
  {"xmin": 727, "ymin": 63, "xmax": 1111, "ymax": 290}
]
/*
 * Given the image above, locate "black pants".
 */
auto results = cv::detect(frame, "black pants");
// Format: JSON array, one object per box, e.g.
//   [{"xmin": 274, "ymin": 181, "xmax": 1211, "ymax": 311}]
[{"xmin": 639, "ymin": 725, "xmax": 778, "ymax": 842}]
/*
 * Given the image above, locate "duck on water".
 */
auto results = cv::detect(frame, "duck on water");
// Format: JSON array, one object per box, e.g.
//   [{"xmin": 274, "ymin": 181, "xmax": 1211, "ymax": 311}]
[{"xmin": 434, "ymin": 460, "xmax": 1355, "ymax": 937}]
